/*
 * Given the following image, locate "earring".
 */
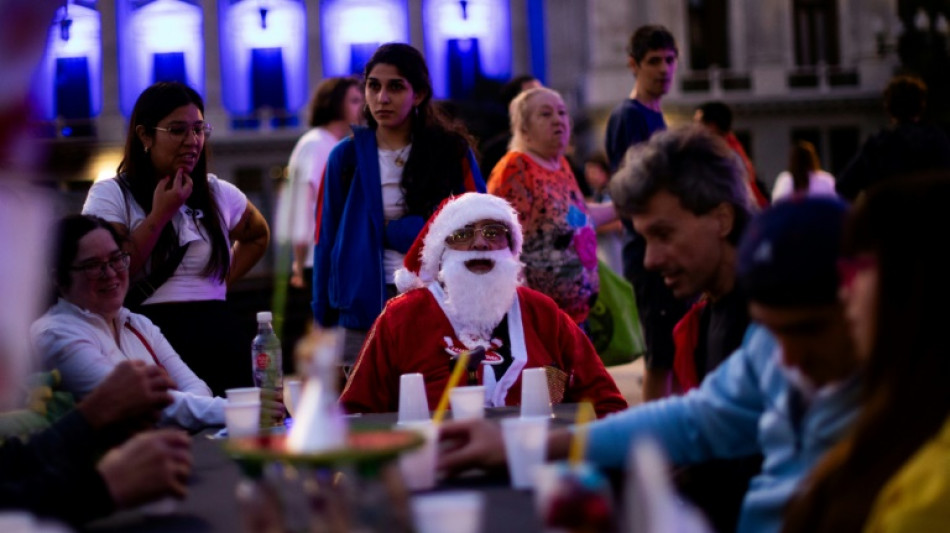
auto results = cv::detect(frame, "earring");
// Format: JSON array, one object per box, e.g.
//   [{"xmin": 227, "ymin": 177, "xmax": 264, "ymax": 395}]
[
  {"xmin": 144, "ymin": 146, "xmax": 150, "ymax": 154},
  {"xmin": 414, "ymin": 106, "xmax": 419, "ymax": 117}
]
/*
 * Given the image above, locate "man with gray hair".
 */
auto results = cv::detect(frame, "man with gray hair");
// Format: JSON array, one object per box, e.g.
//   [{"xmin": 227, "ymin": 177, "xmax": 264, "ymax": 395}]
[
  {"xmin": 609, "ymin": 125, "xmax": 757, "ymax": 532},
  {"xmin": 610, "ymin": 125, "xmax": 753, "ymax": 395}
]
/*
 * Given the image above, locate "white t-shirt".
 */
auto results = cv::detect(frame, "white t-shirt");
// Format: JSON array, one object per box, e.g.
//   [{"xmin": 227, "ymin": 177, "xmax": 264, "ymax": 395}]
[
  {"xmin": 379, "ymin": 146, "xmax": 409, "ymax": 284},
  {"xmin": 276, "ymin": 127, "xmax": 339, "ymax": 268},
  {"xmin": 82, "ymin": 174, "xmax": 248, "ymax": 303},
  {"xmin": 771, "ymin": 170, "xmax": 838, "ymax": 202}
]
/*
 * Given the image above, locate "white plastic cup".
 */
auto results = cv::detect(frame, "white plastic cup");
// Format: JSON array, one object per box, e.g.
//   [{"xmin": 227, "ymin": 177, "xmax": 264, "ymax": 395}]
[
  {"xmin": 501, "ymin": 416, "xmax": 549, "ymax": 489},
  {"xmin": 226, "ymin": 387, "xmax": 261, "ymax": 404},
  {"xmin": 397, "ymin": 419, "xmax": 439, "ymax": 490},
  {"xmin": 398, "ymin": 373, "xmax": 430, "ymax": 423},
  {"xmin": 411, "ymin": 491, "xmax": 484, "ymax": 533},
  {"xmin": 225, "ymin": 401, "xmax": 261, "ymax": 438},
  {"xmin": 283, "ymin": 379, "xmax": 303, "ymax": 418},
  {"xmin": 520, "ymin": 367, "xmax": 553, "ymax": 418},
  {"xmin": 449, "ymin": 385, "xmax": 485, "ymax": 420}
]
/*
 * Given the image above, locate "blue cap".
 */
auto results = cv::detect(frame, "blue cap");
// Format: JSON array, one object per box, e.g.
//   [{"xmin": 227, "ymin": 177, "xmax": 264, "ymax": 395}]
[{"xmin": 737, "ymin": 197, "xmax": 849, "ymax": 307}]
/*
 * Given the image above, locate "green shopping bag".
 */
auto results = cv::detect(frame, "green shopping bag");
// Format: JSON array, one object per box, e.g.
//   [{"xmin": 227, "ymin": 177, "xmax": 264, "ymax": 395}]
[{"xmin": 588, "ymin": 260, "xmax": 646, "ymax": 366}]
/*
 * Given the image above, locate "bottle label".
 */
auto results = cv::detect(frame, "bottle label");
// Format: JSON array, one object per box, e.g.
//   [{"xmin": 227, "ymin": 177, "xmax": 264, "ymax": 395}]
[{"xmin": 255, "ymin": 352, "xmax": 270, "ymax": 370}]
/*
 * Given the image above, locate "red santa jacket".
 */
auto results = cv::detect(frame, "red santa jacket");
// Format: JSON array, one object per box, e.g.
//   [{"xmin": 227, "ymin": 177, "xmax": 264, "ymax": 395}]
[{"xmin": 340, "ymin": 286, "xmax": 627, "ymax": 418}]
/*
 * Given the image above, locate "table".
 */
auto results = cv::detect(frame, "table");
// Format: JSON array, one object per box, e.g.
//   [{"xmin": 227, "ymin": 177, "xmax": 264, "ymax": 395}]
[{"xmin": 83, "ymin": 405, "xmax": 579, "ymax": 532}]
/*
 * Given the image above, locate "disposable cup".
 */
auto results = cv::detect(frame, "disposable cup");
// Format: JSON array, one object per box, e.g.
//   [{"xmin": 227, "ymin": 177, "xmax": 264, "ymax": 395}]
[
  {"xmin": 226, "ymin": 387, "xmax": 261, "ymax": 404},
  {"xmin": 397, "ymin": 419, "xmax": 438, "ymax": 490},
  {"xmin": 449, "ymin": 385, "xmax": 485, "ymax": 420},
  {"xmin": 520, "ymin": 367, "xmax": 553, "ymax": 418},
  {"xmin": 501, "ymin": 416, "xmax": 549, "ymax": 489},
  {"xmin": 225, "ymin": 400, "xmax": 261, "ymax": 438},
  {"xmin": 411, "ymin": 491, "xmax": 484, "ymax": 533},
  {"xmin": 398, "ymin": 373, "xmax": 430, "ymax": 423},
  {"xmin": 283, "ymin": 379, "xmax": 303, "ymax": 418}
]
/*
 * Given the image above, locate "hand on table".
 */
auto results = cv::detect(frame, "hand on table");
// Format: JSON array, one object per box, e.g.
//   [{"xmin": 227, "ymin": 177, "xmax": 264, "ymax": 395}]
[
  {"xmin": 98, "ymin": 428, "xmax": 192, "ymax": 508},
  {"xmin": 437, "ymin": 419, "xmax": 507, "ymax": 477},
  {"xmin": 78, "ymin": 360, "xmax": 175, "ymax": 431}
]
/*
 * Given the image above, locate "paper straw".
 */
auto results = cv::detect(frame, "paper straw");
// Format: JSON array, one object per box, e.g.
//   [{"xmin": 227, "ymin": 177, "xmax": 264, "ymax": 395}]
[
  {"xmin": 432, "ymin": 350, "xmax": 471, "ymax": 424},
  {"xmin": 568, "ymin": 400, "xmax": 595, "ymax": 467}
]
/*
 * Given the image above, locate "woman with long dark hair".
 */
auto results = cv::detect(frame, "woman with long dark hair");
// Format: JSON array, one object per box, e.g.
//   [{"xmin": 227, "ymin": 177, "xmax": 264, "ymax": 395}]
[
  {"xmin": 313, "ymin": 43, "xmax": 485, "ymax": 368},
  {"xmin": 771, "ymin": 140, "xmax": 836, "ymax": 202},
  {"xmin": 83, "ymin": 81, "xmax": 270, "ymax": 396},
  {"xmin": 783, "ymin": 172, "xmax": 950, "ymax": 532}
]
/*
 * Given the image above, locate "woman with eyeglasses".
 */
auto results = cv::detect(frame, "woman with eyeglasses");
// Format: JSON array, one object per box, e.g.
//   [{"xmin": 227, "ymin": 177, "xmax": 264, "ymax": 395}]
[
  {"xmin": 783, "ymin": 172, "xmax": 950, "ymax": 532},
  {"xmin": 82, "ymin": 81, "xmax": 269, "ymax": 396},
  {"xmin": 313, "ymin": 43, "xmax": 485, "ymax": 371},
  {"xmin": 32, "ymin": 215, "xmax": 281, "ymax": 430},
  {"xmin": 488, "ymin": 87, "xmax": 616, "ymax": 326}
]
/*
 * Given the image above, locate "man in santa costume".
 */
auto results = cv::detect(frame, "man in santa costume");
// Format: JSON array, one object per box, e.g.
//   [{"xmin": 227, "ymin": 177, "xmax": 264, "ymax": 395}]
[{"xmin": 339, "ymin": 193, "xmax": 627, "ymax": 417}]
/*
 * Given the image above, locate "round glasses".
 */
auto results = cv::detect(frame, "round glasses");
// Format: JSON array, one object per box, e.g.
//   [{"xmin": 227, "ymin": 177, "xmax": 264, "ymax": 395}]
[
  {"xmin": 445, "ymin": 224, "xmax": 510, "ymax": 247},
  {"xmin": 70, "ymin": 252, "xmax": 131, "ymax": 280},
  {"xmin": 153, "ymin": 122, "xmax": 213, "ymax": 140}
]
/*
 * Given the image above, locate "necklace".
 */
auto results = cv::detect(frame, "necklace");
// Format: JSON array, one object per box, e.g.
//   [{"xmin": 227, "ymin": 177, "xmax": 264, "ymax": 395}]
[
  {"xmin": 393, "ymin": 144, "xmax": 410, "ymax": 167},
  {"xmin": 378, "ymin": 135, "xmax": 412, "ymax": 167}
]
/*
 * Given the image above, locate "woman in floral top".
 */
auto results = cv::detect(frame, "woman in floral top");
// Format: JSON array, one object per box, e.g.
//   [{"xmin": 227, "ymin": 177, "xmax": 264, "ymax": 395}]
[{"xmin": 488, "ymin": 87, "xmax": 617, "ymax": 324}]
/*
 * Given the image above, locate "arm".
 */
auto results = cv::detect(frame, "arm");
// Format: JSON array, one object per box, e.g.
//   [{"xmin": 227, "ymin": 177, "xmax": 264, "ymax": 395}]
[
  {"xmin": 227, "ymin": 200, "xmax": 269, "ymax": 285},
  {"xmin": 642, "ymin": 368, "xmax": 673, "ymax": 401},
  {"xmin": 585, "ymin": 201, "xmax": 619, "ymax": 228},
  {"xmin": 584, "ymin": 327, "xmax": 772, "ymax": 468},
  {"xmin": 312, "ymin": 143, "xmax": 351, "ymax": 326},
  {"xmin": 557, "ymin": 310, "xmax": 628, "ymax": 417},
  {"xmin": 338, "ymin": 308, "xmax": 398, "ymax": 414},
  {"xmin": 104, "ymin": 171, "xmax": 193, "ymax": 276}
]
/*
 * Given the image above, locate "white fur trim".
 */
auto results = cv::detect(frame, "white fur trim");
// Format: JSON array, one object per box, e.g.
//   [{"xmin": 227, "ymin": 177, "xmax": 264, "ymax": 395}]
[
  {"xmin": 420, "ymin": 193, "xmax": 523, "ymax": 283},
  {"xmin": 394, "ymin": 267, "xmax": 425, "ymax": 293}
]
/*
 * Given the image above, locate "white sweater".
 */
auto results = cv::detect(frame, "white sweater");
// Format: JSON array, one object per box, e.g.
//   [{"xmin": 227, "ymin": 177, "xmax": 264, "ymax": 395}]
[{"xmin": 31, "ymin": 299, "xmax": 225, "ymax": 430}]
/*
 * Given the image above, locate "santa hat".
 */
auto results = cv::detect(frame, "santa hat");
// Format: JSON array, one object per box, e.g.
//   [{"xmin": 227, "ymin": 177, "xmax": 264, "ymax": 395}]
[{"xmin": 394, "ymin": 193, "xmax": 523, "ymax": 293}]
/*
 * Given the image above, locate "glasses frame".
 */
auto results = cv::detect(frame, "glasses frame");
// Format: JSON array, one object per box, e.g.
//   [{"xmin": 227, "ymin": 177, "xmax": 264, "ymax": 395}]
[
  {"xmin": 153, "ymin": 122, "xmax": 213, "ymax": 140},
  {"xmin": 70, "ymin": 252, "xmax": 131, "ymax": 280},
  {"xmin": 445, "ymin": 224, "xmax": 511, "ymax": 247}
]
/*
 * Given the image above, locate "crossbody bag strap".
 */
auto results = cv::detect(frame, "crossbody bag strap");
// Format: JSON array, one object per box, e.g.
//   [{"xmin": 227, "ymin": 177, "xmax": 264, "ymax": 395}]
[{"xmin": 124, "ymin": 322, "xmax": 165, "ymax": 370}]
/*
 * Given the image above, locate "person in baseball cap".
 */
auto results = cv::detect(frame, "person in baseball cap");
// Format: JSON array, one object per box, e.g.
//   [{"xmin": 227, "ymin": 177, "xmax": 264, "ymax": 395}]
[{"xmin": 340, "ymin": 192, "xmax": 627, "ymax": 417}]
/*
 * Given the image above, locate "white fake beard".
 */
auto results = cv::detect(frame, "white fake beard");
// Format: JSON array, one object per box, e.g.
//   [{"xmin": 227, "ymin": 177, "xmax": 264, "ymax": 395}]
[{"xmin": 438, "ymin": 248, "xmax": 522, "ymax": 349}]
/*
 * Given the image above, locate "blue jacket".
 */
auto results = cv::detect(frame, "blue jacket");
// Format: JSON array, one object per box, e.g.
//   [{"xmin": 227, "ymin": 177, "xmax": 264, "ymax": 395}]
[
  {"xmin": 585, "ymin": 324, "xmax": 862, "ymax": 533},
  {"xmin": 312, "ymin": 126, "xmax": 484, "ymax": 329}
]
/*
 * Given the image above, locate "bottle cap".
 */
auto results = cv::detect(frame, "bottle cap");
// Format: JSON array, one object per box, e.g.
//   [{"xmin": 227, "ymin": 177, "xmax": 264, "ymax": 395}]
[{"xmin": 256, "ymin": 311, "xmax": 272, "ymax": 323}]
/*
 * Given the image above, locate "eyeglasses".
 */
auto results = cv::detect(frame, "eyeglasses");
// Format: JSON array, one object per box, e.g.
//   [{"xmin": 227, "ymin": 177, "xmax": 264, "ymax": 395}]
[
  {"xmin": 837, "ymin": 254, "xmax": 876, "ymax": 289},
  {"xmin": 70, "ymin": 252, "xmax": 131, "ymax": 280},
  {"xmin": 445, "ymin": 224, "xmax": 510, "ymax": 246},
  {"xmin": 153, "ymin": 122, "xmax": 213, "ymax": 140}
]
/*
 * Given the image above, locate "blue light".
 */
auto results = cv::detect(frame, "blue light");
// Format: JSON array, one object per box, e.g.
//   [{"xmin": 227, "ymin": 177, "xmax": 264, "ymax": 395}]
[
  {"xmin": 117, "ymin": 0, "xmax": 204, "ymax": 116},
  {"xmin": 423, "ymin": 0, "xmax": 511, "ymax": 98},
  {"xmin": 320, "ymin": 0, "xmax": 410, "ymax": 76},
  {"xmin": 220, "ymin": 0, "xmax": 307, "ymax": 116},
  {"xmin": 33, "ymin": 1, "xmax": 102, "ymax": 121}
]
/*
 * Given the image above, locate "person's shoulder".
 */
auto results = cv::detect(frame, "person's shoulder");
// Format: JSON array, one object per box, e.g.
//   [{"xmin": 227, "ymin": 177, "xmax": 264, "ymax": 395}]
[
  {"xmin": 383, "ymin": 287, "xmax": 436, "ymax": 313},
  {"xmin": 516, "ymin": 286, "xmax": 561, "ymax": 312},
  {"xmin": 87, "ymin": 176, "xmax": 122, "ymax": 194}
]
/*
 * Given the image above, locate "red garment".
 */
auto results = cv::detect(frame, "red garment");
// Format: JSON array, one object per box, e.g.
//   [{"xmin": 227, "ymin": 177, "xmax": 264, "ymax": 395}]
[
  {"xmin": 725, "ymin": 133, "xmax": 769, "ymax": 208},
  {"xmin": 672, "ymin": 298, "xmax": 708, "ymax": 392},
  {"xmin": 340, "ymin": 286, "xmax": 628, "ymax": 418}
]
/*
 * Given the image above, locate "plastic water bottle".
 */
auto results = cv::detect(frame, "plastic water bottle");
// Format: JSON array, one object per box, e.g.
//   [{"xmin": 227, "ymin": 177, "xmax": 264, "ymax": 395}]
[{"xmin": 252, "ymin": 311, "xmax": 283, "ymax": 394}]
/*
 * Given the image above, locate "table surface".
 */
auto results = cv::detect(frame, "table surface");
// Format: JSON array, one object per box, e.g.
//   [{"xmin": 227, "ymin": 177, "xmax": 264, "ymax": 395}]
[{"xmin": 82, "ymin": 405, "xmax": 579, "ymax": 533}]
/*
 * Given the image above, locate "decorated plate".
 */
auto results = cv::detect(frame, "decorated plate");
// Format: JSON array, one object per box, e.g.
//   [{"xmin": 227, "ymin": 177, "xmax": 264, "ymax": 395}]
[{"xmin": 224, "ymin": 426, "xmax": 424, "ymax": 466}]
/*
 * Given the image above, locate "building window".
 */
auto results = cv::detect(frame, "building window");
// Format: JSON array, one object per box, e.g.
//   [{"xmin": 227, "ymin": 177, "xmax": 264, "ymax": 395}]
[
  {"xmin": 686, "ymin": 0, "xmax": 730, "ymax": 70},
  {"xmin": 320, "ymin": 0, "xmax": 410, "ymax": 77},
  {"xmin": 829, "ymin": 126, "xmax": 860, "ymax": 175},
  {"xmin": 793, "ymin": 0, "xmax": 839, "ymax": 66}
]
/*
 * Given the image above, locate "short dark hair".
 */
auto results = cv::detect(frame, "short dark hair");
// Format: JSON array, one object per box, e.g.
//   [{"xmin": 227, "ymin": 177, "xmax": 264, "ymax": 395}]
[
  {"xmin": 585, "ymin": 151, "xmax": 610, "ymax": 173},
  {"xmin": 54, "ymin": 215, "xmax": 125, "ymax": 291},
  {"xmin": 609, "ymin": 125, "xmax": 751, "ymax": 245},
  {"xmin": 884, "ymin": 75, "xmax": 927, "ymax": 122},
  {"xmin": 500, "ymin": 74, "xmax": 538, "ymax": 108},
  {"xmin": 627, "ymin": 25, "xmax": 678, "ymax": 64},
  {"xmin": 697, "ymin": 101, "xmax": 733, "ymax": 132},
  {"xmin": 308, "ymin": 76, "xmax": 360, "ymax": 128}
]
